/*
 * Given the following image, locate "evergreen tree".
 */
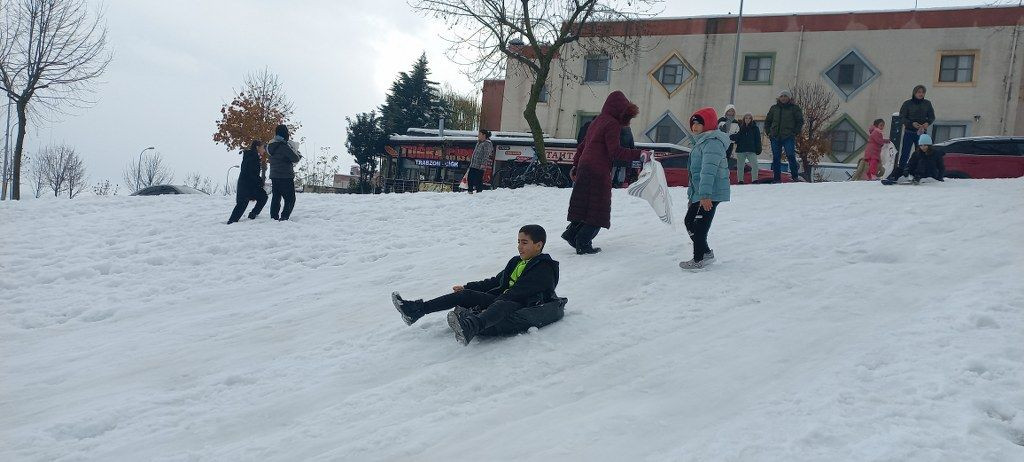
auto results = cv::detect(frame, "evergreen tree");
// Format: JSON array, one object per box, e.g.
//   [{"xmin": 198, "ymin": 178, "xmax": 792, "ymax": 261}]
[
  {"xmin": 345, "ymin": 111, "xmax": 388, "ymax": 193},
  {"xmin": 380, "ymin": 53, "xmax": 451, "ymax": 136}
]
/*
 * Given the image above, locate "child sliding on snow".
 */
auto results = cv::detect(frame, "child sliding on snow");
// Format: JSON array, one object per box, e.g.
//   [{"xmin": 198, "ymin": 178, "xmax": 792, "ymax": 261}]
[
  {"xmin": 905, "ymin": 134, "xmax": 944, "ymax": 184},
  {"xmin": 391, "ymin": 225, "xmax": 564, "ymax": 345}
]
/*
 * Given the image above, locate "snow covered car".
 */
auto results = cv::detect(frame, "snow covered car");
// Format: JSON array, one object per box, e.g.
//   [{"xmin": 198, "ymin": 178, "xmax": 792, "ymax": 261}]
[
  {"xmin": 931, "ymin": 136, "xmax": 1024, "ymax": 179},
  {"xmin": 130, "ymin": 185, "xmax": 209, "ymax": 196}
]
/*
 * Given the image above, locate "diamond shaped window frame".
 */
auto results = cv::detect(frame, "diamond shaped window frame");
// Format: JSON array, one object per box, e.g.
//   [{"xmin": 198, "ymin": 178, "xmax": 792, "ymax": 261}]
[
  {"xmin": 824, "ymin": 114, "xmax": 869, "ymax": 163},
  {"xmin": 649, "ymin": 52, "xmax": 698, "ymax": 98},
  {"xmin": 821, "ymin": 48, "xmax": 880, "ymax": 102},
  {"xmin": 643, "ymin": 110, "xmax": 690, "ymax": 145}
]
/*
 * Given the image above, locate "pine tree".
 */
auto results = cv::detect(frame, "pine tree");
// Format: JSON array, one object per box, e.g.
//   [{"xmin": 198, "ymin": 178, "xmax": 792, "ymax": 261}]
[
  {"xmin": 345, "ymin": 111, "xmax": 388, "ymax": 193},
  {"xmin": 379, "ymin": 53, "xmax": 451, "ymax": 136}
]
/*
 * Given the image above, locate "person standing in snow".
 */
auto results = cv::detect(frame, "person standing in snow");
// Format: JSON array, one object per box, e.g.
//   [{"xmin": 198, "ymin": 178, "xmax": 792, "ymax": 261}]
[
  {"xmin": 731, "ymin": 112, "xmax": 761, "ymax": 184},
  {"xmin": 266, "ymin": 124, "xmax": 302, "ymax": 221},
  {"xmin": 862, "ymin": 119, "xmax": 889, "ymax": 181},
  {"xmin": 562, "ymin": 91, "xmax": 649, "ymax": 254},
  {"xmin": 227, "ymin": 140, "xmax": 270, "ymax": 224},
  {"xmin": 894, "ymin": 85, "xmax": 936, "ymax": 176},
  {"xmin": 680, "ymin": 107, "xmax": 731, "ymax": 271},
  {"xmin": 467, "ymin": 129, "xmax": 493, "ymax": 194},
  {"xmin": 764, "ymin": 90, "xmax": 804, "ymax": 182},
  {"xmin": 391, "ymin": 225, "xmax": 564, "ymax": 346},
  {"xmin": 717, "ymin": 104, "xmax": 739, "ymax": 158}
]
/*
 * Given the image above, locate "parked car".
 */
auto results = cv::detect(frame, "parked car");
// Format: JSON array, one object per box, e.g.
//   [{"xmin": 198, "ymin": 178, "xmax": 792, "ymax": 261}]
[
  {"xmin": 130, "ymin": 185, "xmax": 209, "ymax": 196},
  {"xmin": 654, "ymin": 153, "xmax": 785, "ymax": 187},
  {"xmin": 931, "ymin": 136, "xmax": 1024, "ymax": 179}
]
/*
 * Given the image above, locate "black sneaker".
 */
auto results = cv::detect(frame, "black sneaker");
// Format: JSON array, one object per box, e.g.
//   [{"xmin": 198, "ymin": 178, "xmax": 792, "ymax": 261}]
[
  {"xmin": 447, "ymin": 309, "xmax": 480, "ymax": 346},
  {"xmin": 391, "ymin": 292, "xmax": 424, "ymax": 326},
  {"xmin": 576, "ymin": 246, "xmax": 602, "ymax": 255}
]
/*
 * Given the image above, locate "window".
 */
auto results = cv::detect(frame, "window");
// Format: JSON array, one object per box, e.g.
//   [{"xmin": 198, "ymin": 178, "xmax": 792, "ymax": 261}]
[
  {"xmin": 537, "ymin": 84, "xmax": 549, "ymax": 103},
  {"xmin": 823, "ymin": 50, "xmax": 879, "ymax": 100},
  {"xmin": 649, "ymin": 53, "xmax": 696, "ymax": 96},
  {"xmin": 931, "ymin": 124, "xmax": 968, "ymax": 143},
  {"xmin": 584, "ymin": 56, "xmax": 610, "ymax": 83},
  {"xmin": 937, "ymin": 52, "xmax": 977, "ymax": 84},
  {"xmin": 741, "ymin": 54, "xmax": 773, "ymax": 84},
  {"xmin": 826, "ymin": 116, "xmax": 867, "ymax": 162},
  {"xmin": 576, "ymin": 112, "xmax": 598, "ymax": 140},
  {"xmin": 644, "ymin": 112, "xmax": 687, "ymax": 145}
]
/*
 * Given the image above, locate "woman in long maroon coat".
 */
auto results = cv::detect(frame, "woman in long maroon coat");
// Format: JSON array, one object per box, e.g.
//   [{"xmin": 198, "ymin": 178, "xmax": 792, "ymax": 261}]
[{"xmin": 562, "ymin": 91, "xmax": 644, "ymax": 255}]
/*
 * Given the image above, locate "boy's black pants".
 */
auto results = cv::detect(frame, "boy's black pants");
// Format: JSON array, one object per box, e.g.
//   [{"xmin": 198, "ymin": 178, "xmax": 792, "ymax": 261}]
[
  {"xmin": 684, "ymin": 201, "xmax": 719, "ymax": 261},
  {"xmin": 270, "ymin": 178, "xmax": 296, "ymax": 220},
  {"xmin": 422, "ymin": 290, "xmax": 549, "ymax": 336}
]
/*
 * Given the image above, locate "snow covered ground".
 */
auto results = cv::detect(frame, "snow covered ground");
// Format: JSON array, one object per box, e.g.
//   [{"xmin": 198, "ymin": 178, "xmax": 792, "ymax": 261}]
[{"xmin": 2, "ymin": 179, "xmax": 1023, "ymax": 461}]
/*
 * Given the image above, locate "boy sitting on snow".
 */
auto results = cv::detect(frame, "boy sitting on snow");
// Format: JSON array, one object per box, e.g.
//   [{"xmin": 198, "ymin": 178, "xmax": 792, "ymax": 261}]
[{"xmin": 391, "ymin": 225, "xmax": 565, "ymax": 345}]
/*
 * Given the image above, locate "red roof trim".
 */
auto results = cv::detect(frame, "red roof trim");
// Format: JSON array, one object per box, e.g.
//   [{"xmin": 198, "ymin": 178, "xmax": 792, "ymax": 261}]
[{"xmin": 584, "ymin": 7, "xmax": 1024, "ymax": 37}]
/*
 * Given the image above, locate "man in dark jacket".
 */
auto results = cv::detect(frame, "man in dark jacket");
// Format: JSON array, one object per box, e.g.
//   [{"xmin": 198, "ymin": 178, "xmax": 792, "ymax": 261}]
[
  {"xmin": 267, "ymin": 124, "xmax": 302, "ymax": 220},
  {"xmin": 392, "ymin": 225, "xmax": 564, "ymax": 345},
  {"xmin": 227, "ymin": 140, "xmax": 270, "ymax": 224},
  {"xmin": 764, "ymin": 90, "xmax": 804, "ymax": 182},
  {"xmin": 895, "ymin": 84, "xmax": 936, "ymax": 172}
]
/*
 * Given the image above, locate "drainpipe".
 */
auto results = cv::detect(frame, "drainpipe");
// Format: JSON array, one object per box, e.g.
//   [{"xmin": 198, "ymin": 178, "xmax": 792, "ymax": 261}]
[
  {"xmin": 553, "ymin": 71, "xmax": 566, "ymax": 136},
  {"xmin": 1001, "ymin": 24, "xmax": 1020, "ymax": 135},
  {"xmin": 794, "ymin": 26, "xmax": 805, "ymax": 84}
]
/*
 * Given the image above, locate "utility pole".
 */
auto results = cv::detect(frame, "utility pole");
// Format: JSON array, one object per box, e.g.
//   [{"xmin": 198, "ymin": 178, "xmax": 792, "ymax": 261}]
[{"xmin": 729, "ymin": 0, "xmax": 745, "ymax": 105}]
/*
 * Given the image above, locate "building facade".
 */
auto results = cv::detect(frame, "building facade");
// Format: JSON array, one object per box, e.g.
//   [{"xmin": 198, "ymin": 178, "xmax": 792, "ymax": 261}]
[{"xmin": 487, "ymin": 6, "xmax": 1024, "ymax": 163}]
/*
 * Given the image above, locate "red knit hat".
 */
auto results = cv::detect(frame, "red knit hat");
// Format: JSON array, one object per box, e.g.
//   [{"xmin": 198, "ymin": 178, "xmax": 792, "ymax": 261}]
[{"xmin": 689, "ymin": 107, "xmax": 718, "ymax": 133}]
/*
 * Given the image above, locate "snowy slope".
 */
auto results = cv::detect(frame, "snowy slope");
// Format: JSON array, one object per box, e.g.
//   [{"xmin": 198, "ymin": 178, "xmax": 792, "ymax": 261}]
[{"xmin": 1, "ymin": 180, "xmax": 1023, "ymax": 461}]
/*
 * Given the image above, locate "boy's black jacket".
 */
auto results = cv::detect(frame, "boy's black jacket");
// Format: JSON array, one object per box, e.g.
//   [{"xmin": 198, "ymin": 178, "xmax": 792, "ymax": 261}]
[{"xmin": 464, "ymin": 253, "xmax": 559, "ymax": 305}]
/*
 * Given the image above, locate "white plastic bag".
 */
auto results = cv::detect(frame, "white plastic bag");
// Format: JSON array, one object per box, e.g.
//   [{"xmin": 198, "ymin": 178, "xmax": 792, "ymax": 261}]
[
  {"xmin": 881, "ymin": 142, "xmax": 898, "ymax": 177},
  {"xmin": 627, "ymin": 159, "xmax": 675, "ymax": 225}
]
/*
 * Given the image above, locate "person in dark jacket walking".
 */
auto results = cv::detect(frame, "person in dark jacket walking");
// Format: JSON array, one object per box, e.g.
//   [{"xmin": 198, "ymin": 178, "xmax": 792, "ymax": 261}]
[
  {"xmin": 266, "ymin": 124, "xmax": 302, "ymax": 220},
  {"xmin": 391, "ymin": 225, "xmax": 564, "ymax": 345},
  {"xmin": 731, "ymin": 112, "xmax": 762, "ymax": 184},
  {"xmin": 562, "ymin": 91, "xmax": 646, "ymax": 254},
  {"xmin": 227, "ymin": 140, "xmax": 270, "ymax": 224},
  {"xmin": 467, "ymin": 129, "xmax": 493, "ymax": 194},
  {"xmin": 576, "ymin": 121, "xmax": 635, "ymax": 189},
  {"xmin": 764, "ymin": 90, "xmax": 804, "ymax": 182},
  {"xmin": 894, "ymin": 85, "xmax": 936, "ymax": 174}
]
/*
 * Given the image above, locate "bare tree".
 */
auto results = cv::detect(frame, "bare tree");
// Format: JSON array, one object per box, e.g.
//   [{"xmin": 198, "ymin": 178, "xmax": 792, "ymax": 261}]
[
  {"xmin": 34, "ymin": 144, "xmax": 83, "ymax": 197},
  {"xmin": 122, "ymin": 152, "xmax": 174, "ymax": 192},
  {"xmin": 792, "ymin": 82, "xmax": 840, "ymax": 181},
  {"xmin": 412, "ymin": 0, "xmax": 660, "ymax": 161},
  {"xmin": 183, "ymin": 172, "xmax": 215, "ymax": 194},
  {"xmin": 91, "ymin": 179, "xmax": 117, "ymax": 196},
  {"xmin": 0, "ymin": 0, "xmax": 111, "ymax": 200}
]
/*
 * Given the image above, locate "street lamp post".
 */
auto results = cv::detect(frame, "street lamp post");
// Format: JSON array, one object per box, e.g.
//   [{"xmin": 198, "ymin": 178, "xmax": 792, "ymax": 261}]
[
  {"xmin": 226, "ymin": 165, "xmax": 239, "ymax": 196},
  {"xmin": 729, "ymin": 0, "xmax": 745, "ymax": 105},
  {"xmin": 136, "ymin": 146, "xmax": 155, "ymax": 190}
]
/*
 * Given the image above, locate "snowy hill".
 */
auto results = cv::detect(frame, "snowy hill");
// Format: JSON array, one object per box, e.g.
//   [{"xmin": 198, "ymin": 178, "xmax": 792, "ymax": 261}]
[{"xmin": 2, "ymin": 180, "xmax": 1023, "ymax": 461}]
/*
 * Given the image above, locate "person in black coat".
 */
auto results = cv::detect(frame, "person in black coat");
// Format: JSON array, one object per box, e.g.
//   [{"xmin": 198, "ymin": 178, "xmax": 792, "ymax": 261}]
[
  {"xmin": 391, "ymin": 225, "xmax": 564, "ymax": 345},
  {"xmin": 227, "ymin": 140, "xmax": 270, "ymax": 224}
]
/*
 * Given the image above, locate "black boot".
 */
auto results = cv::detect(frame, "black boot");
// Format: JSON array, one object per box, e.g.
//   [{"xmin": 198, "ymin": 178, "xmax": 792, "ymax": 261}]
[
  {"xmin": 391, "ymin": 292, "xmax": 424, "ymax": 326},
  {"xmin": 574, "ymin": 224, "xmax": 602, "ymax": 255},
  {"xmin": 561, "ymin": 222, "xmax": 582, "ymax": 249},
  {"xmin": 447, "ymin": 308, "xmax": 482, "ymax": 346}
]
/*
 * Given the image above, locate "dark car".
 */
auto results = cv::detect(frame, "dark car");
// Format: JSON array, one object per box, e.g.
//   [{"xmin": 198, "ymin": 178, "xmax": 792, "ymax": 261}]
[
  {"xmin": 131, "ymin": 185, "xmax": 209, "ymax": 196},
  {"xmin": 931, "ymin": 136, "xmax": 1024, "ymax": 179}
]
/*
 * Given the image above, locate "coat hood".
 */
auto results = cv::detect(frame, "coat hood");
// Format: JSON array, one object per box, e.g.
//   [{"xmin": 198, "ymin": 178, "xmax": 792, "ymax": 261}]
[
  {"xmin": 690, "ymin": 107, "xmax": 719, "ymax": 133},
  {"xmin": 600, "ymin": 91, "xmax": 638, "ymax": 125}
]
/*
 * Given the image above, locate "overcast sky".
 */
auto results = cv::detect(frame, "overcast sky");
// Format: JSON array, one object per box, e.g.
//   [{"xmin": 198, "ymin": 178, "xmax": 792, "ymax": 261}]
[{"xmin": 8, "ymin": 0, "xmax": 990, "ymax": 194}]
